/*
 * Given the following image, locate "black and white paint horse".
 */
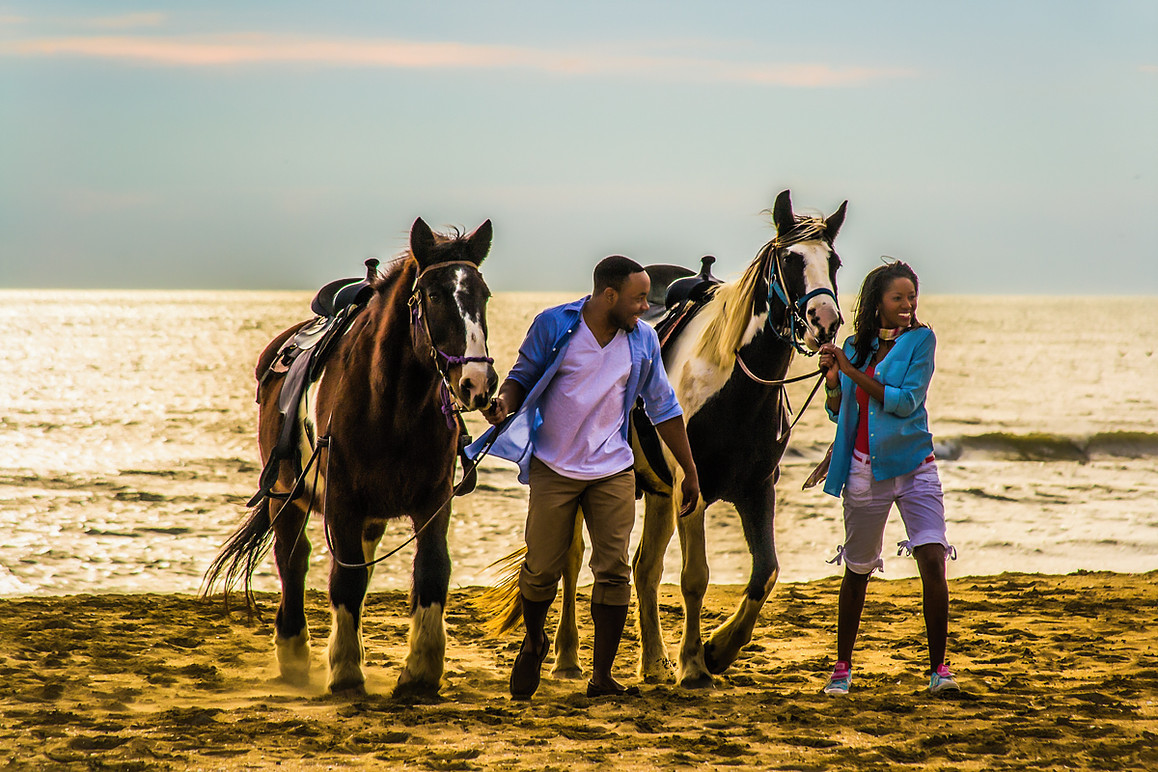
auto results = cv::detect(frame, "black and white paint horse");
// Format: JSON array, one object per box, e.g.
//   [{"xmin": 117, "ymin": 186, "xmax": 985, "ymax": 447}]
[
  {"xmin": 487, "ymin": 190, "xmax": 845, "ymax": 688},
  {"xmin": 206, "ymin": 218, "xmax": 498, "ymax": 695}
]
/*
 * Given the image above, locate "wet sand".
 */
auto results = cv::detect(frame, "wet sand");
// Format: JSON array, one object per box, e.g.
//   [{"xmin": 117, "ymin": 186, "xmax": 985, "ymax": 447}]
[{"xmin": 3, "ymin": 572, "xmax": 1156, "ymax": 770}]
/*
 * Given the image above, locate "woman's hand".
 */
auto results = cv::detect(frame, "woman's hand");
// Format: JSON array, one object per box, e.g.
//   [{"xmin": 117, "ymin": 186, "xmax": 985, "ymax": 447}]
[{"xmin": 818, "ymin": 343, "xmax": 849, "ymax": 386}]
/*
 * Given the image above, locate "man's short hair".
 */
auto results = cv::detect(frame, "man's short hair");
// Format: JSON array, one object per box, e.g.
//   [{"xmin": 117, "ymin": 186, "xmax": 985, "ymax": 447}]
[{"xmin": 593, "ymin": 255, "xmax": 645, "ymax": 292}]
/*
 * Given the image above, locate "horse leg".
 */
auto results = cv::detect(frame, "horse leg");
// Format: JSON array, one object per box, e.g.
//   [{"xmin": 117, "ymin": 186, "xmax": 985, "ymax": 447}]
[
  {"xmin": 325, "ymin": 506, "xmax": 372, "ymax": 694},
  {"xmin": 674, "ymin": 470, "xmax": 713, "ymax": 689},
  {"xmin": 704, "ymin": 487, "xmax": 780, "ymax": 674},
  {"xmin": 633, "ymin": 489, "xmax": 676, "ymax": 683},
  {"xmin": 552, "ymin": 508, "xmax": 585, "ymax": 678},
  {"xmin": 395, "ymin": 504, "xmax": 451, "ymax": 695},
  {"xmin": 266, "ymin": 495, "xmax": 313, "ymax": 684}
]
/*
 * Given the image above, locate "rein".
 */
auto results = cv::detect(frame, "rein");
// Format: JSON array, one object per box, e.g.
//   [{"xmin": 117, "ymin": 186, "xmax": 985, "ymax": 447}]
[
  {"xmin": 270, "ymin": 256, "xmax": 502, "ymax": 571},
  {"xmin": 731, "ymin": 223, "xmax": 841, "ymax": 441},
  {"xmin": 320, "ymin": 412, "xmax": 512, "ymax": 570},
  {"xmin": 322, "ymin": 257, "xmax": 496, "ymax": 568}
]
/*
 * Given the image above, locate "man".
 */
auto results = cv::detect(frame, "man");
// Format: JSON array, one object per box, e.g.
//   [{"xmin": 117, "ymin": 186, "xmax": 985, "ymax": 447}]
[{"xmin": 477, "ymin": 255, "xmax": 699, "ymax": 700}]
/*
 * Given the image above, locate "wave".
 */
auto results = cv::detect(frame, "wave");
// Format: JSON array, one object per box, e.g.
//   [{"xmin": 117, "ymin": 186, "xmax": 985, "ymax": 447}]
[
  {"xmin": 934, "ymin": 431, "xmax": 1158, "ymax": 462},
  {"xmin": 784, "ymin": 431, "xmax": 1158, "ymax": 463}
]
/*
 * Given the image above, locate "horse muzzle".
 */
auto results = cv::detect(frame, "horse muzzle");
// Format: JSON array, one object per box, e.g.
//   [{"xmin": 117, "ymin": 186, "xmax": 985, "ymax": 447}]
[
  {"xmin": 456, "ymin": 361, "xmax": 499, "ymax": 411},
  {"xmin": 804, "ymin": 298, "xmax": 842, "ymax": 348}
]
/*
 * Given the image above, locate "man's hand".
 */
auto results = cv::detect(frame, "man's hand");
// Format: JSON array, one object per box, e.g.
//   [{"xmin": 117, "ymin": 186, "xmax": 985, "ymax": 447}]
[
  {"xmin": 677, "ymin": 472, "xmax": 700, "ymax": 519},
  {"xmin": 481, "ymin": 394, "xmax": 509, "ymax": 426},
  {"xmin": 482, "ymin": 380, "xmax": 525, "ymax": 427}
]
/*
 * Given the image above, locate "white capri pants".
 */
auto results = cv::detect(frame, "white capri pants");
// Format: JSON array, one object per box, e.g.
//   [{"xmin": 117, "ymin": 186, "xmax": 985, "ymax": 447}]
[{"xmin": 833, "ymin": 450, "xmax": 954, "ymax": 575}]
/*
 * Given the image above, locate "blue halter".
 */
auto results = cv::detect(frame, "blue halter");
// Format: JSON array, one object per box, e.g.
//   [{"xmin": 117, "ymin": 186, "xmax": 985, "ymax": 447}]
[{"xmin": 763, "ymin": 242, "xmax": 841, "ymax": 356}]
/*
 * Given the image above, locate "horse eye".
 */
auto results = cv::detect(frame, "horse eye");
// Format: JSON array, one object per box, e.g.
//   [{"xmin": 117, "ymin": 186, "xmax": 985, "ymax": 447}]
[{"xmin": 426, "ymin": 291, "xmax": 443, "ymax": 304}]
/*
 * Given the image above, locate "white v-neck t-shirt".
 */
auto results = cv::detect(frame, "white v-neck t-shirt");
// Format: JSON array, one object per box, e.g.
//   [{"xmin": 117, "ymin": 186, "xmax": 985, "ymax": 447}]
[{"xmin": 534, "ymin": 317, "xmax": 634, "ymax": 480}]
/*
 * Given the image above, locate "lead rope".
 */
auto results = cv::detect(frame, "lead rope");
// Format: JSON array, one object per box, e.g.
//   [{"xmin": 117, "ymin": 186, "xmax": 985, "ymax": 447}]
[
  {"xmin": 267, "ymin": 257, "xmax": 501, "ymax": 571},
  {"xmin": 322, "ymin": 412, "xmax": 513, "ymax": 570}
]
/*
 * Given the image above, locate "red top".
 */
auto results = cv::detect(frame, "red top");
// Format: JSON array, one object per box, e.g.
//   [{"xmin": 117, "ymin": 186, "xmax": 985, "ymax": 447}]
[{"xmin": 854, "ymin": 364, "xmax": 876, "ymax": 455}]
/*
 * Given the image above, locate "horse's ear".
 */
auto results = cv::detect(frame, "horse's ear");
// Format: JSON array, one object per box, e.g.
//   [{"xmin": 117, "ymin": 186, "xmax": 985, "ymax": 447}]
[
  {"xmin": 466, "ymin": 219, "xmax": 492, "ymax": 266},
  {"xmin": 772, "ymin": 190, "xmax": 795, "ymax": 235},
  {"xmin": 825, "ymin": 201, "xmax": 848, "ymax": 242},
  {"xmin": 410, "ymin": 217, "xmax": 437, "ymax": 266}
]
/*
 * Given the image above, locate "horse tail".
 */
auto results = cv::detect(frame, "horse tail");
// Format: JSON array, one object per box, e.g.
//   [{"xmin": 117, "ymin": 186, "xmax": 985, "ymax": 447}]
[
  {"xmin": 200, "ymin": 497, "xmax": 275, "ymax": 609},
  {"xmin": 476, "ymin": 546, "xmax": 527, "ymax": 637}
]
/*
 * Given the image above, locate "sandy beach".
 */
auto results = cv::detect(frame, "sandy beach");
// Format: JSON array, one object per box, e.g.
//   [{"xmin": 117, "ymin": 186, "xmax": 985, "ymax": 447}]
[{"xmin": 3, "ymin": 572, "xmax": 1156, "ymax": 770}]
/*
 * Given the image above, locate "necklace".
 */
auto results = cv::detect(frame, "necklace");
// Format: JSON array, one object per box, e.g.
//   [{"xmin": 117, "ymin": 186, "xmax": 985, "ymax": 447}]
[{"xmin": 878, "ymin": 327, "xmax": 907, "ymax": 341}]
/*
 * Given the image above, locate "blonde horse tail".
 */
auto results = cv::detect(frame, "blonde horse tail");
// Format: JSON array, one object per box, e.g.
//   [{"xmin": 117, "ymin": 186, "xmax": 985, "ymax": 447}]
[{"xmin": 476, "ymin": 546, "xmax": 528, "ymax": 637}]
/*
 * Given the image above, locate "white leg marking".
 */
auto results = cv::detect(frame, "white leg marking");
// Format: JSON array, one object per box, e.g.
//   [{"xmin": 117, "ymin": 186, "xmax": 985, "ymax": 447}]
[
  {"xmin": 327, "ymin": 605, "xmax": 364, "ymax": 691},
  {"xmin": 398, "ymin": 602, "xmax": 446, "ymax": 690},
  {"xmin": 634, "ymin": 490, "xmax": 677, "ymax": 682},
  {"xmin": 362, "ymin": 522, "xmax": 384, "ymax": 584},
  {"xmin": 554, "ymin": 512, "xmax": 584, "ymax": 678},
  {"xmin": 676, "ymin": 474, "xmax": 712, "ymax": 688},
  {"xmin": 275, "ymin": 629, "xmax": 311, "ymax": 684}
]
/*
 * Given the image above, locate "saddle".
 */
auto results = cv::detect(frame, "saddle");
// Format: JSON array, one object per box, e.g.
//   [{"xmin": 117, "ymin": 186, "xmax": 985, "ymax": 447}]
[
  {"xmin": 633, "ymin": 256, "xmax": 721, "ymax": 493},
  {"xmin": 248, "ymin": 259, "xmax": 379, "ymax": 507}
]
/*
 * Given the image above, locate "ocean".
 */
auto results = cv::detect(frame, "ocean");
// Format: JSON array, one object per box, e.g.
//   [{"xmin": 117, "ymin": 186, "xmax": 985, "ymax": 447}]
[{"xmin": 1, "ymin": 290, "xmax": 1155, "ymax": 596}]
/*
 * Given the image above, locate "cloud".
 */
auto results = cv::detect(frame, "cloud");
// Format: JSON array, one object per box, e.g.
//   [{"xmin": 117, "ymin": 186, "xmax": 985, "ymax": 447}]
[
  {"xmin": 83, "ymin": 13, "xmax": 166, "ymax": 30},
  {"xmin": 1142, "ymin": 64, "xmax": 1158, "ymax": 74},
  {"xmin": 0, "ymin": 32, "xmax": 913, "ymax": 87}
]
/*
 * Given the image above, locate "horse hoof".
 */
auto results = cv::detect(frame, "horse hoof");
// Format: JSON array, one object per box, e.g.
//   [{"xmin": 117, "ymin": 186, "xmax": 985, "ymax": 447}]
[
  {"xmin": 551, "ymin": 665, "xmax": 585, "ymax": 680},
  {"xmin": 640, "ymin": 672, "xmax": 672, "ymax": 685},
  {"xmin": 393, "ymin": 669, "xmax": 442, "ymax": 699},
  {"xmin": 328, "ymin": 681, "xmax": 366, "ymax": 697},
  {"xmin": 678, "ymin": 673, "xmax": 715, "ymax": 690},
  {"xmin": 276, "ymin": 670, "xmax": 311, "ymax": 688},
  {"xmin": 392, "ymin": 679, "xmax": 441, "ymax": 700},
  {"xmin": 639, "ymin": 657, "xmax": 676, "ymax": 684}
]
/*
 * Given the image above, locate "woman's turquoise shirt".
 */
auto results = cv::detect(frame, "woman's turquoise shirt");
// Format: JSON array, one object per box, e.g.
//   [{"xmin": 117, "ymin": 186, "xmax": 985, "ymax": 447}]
[{"xmin": 822, "ymin": 327, "xmax": 936, "ymax": 498}]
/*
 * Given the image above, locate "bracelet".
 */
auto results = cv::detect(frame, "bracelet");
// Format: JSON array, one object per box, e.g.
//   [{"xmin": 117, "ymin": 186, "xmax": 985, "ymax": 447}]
[{"xmin": 825, "ymin": 383, "xmax": 841, "ymax": 398}]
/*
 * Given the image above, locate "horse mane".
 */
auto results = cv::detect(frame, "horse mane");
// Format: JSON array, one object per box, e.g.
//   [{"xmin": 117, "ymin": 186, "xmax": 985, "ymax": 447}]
[
  {"xmin": 367, "ymin": 226, "xmax": 468, "ymax": 292},
  {"xmin": 692, "ymin": 216, "xmax": 829, "ymax": 370}
]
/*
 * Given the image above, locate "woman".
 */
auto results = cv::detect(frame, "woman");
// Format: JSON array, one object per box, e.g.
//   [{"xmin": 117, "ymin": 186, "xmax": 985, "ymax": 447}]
[{"xmin": 816, "ymin": 259, "xmax": 958, "ymax": 696}]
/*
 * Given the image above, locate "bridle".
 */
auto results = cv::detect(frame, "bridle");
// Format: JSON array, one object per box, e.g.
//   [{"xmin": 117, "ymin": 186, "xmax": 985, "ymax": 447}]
[
  {"xmin": 760, "ymin": 227, "xmax": 842, "ymax": 358},
  {"xmin": 407, "ymin": 259, "xmax": 496, "ymax": 428},
  {"xmin": 733, "ymin": 222, "xmax": 842, "ymax": 441},
  {"xmin": 289, "ymin": 256, "xmax": 503, "ymax": 572}
]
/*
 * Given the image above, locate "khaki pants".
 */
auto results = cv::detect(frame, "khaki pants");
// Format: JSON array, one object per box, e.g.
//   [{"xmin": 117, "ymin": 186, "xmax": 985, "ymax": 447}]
[{"xmin": 519, "ymin": 456, "xmax": 636, "ymax": 606}]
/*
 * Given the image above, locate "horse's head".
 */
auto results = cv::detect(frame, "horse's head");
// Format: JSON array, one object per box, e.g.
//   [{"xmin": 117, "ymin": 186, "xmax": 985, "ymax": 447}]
[
  {"xmin": 409, "ymin": 217, "xmax": 499, "ymax": 411},
  {"xmin": 761, "ymin": 189, "xmax": 846, "ymax": 349}
]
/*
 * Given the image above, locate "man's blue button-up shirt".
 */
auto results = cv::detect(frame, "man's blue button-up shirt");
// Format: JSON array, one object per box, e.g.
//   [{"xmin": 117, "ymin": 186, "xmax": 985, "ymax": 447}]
[{"xmin": 468, "ymin": 297, "xmax": 684, "ymax": 484}]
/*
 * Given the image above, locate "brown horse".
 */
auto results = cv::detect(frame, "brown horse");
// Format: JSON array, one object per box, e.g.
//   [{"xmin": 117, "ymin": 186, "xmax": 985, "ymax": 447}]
[{"xmin": 205, "ymin": 218, "xmax": 498, "ymax": 695}]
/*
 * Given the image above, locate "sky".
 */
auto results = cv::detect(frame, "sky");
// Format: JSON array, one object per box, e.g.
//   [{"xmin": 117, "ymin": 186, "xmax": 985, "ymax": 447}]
[{"xmin": 1, "ymin": 1, "xmax": 1155, "ymax": 294}]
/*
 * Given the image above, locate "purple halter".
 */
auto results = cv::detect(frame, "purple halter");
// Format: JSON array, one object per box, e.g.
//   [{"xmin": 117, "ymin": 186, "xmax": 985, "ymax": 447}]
[{"xmin": 408, "ymin": 260, "xmax": 495, "ymax": 428}]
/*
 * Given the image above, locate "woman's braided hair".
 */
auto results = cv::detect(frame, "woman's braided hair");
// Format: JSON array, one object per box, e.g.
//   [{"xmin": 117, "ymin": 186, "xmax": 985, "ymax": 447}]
[{"xmin": 850, "ymin": 259, "xmax": 921, "ymax": 368}]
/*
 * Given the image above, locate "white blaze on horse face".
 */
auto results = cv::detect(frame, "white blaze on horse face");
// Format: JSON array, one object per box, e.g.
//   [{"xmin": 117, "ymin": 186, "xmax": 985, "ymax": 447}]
[
  {"xmin": 452, "ymin": 267, "xmax": 492, "ymax": 407},
  {"xmin": 795, "ymin": 242, "xmax": 841, "ymax": 349}
]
